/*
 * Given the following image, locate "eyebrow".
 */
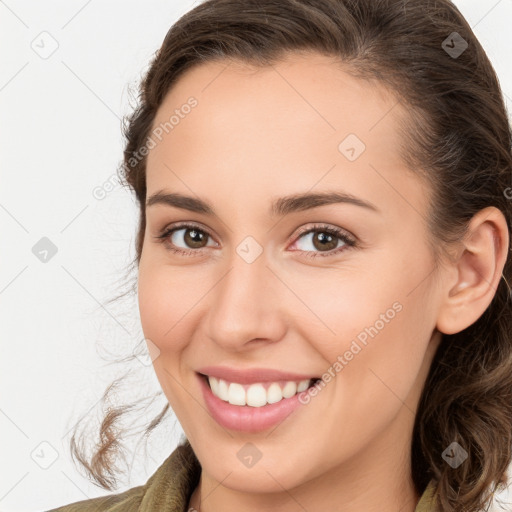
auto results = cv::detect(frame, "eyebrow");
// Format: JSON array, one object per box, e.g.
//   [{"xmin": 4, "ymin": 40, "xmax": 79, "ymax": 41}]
[{"xmin": 146, "ymin": 190, "xmax": 380, "ymax": 216}]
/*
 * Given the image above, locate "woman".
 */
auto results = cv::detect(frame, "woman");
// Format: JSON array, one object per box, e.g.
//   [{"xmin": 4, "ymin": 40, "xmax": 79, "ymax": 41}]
[{"xmin": 48, "ymin": 0, "xmax": 512, "ymax": 511}]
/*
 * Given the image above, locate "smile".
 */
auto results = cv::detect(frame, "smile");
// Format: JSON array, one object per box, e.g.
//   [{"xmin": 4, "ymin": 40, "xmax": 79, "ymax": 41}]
[{"xmin": 205, "ymin": 375, "xmax": 319, "ymax": 407}]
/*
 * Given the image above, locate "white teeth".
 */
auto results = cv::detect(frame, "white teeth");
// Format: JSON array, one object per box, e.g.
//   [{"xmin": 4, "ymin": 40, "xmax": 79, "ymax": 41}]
[
  {"xmin": 297, "ymin": 379, "xmax": 309, "ymax": 392},
  {"xmin": 217, "ymin": 378, "xmax": 229, "ymax": 401},
  {"xmin": 209, "ymin": 375, "xmax": 219, "ymax": 396},
  {"xmin": 246, "ymin": 383, "xmax": 267, "ymax": 407},
  {"xmin": 228, "ymin": 382, "xmax": 246, "ymax": 406},
  {"xmin": 282, "ymin": 381, "xmax": 297, "ymax": 398},
  {"xmin": 207, "ymin": 376, "xmax": 313, "ymax": 407},
  {"xmin": 267, "ymin": 383, "xmax": 283, "ymax": 404}
]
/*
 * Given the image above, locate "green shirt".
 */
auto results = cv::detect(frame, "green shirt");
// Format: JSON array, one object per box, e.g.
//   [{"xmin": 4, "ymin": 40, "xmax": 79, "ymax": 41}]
[{"xmin": 47, "ymin": 440, "xmax": 437, "ymax": 511}]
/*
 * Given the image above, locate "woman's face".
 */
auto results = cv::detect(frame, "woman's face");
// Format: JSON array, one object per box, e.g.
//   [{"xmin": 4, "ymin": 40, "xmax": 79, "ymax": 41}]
[{"xmin": 138, "ymin": 52, "xmax": 443, "ymax": 496}]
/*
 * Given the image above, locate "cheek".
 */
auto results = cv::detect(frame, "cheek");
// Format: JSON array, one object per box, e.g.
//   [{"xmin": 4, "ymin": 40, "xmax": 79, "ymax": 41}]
[
  {"xmin": 137, "ymin": 259, "xmax": 193, "ymax": 354},
  {"xmin": 292, "ymin": 268, "xmax": 398, "ymax": 357},
  {"xmin": 298, "ymin": 253, "xmax": 434, "ymax": 399},
  {"xmin": 137, "ymin": 262, "xmax": 196, "ymax": 411}
]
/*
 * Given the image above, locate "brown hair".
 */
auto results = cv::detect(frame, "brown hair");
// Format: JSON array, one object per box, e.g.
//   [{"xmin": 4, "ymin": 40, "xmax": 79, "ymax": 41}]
[{"xmin": 69, "ymin": 1, "xmax": 512, "ymax": 510}]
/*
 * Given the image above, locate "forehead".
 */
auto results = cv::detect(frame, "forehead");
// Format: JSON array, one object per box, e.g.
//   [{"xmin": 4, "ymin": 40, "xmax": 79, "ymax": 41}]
[
  {"xmin": 149, "ymin": 51, "xmax": 405, "ymax": 148},
  {"xmin": 145, "ymin": 51, "xmax": 426, "ymax": 222}
]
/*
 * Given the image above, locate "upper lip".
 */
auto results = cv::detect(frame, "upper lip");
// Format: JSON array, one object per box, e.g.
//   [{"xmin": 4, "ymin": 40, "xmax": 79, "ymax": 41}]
[{"xmin": 197, "ymin": 365, "xmax": 320, "ymax": 385}]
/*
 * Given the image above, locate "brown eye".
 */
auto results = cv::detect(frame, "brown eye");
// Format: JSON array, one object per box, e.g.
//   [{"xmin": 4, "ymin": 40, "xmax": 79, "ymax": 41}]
[
  {"xmin": 294, "ymin": 229, "xmax": 347, "ymax": 253},
  {"xmin": 155, "ymin": 223, "xmax": 218, "ymax": 255},
  {"xmin": 290, "ymin": 224, "xmax": 357, "ymax": 259},
  {"xmin": 181, "ymin": 228, "xmax": 208, "ymax": 248},
  {"xmin": 311, "ymin": 231, "xmax": 339, "ymax": 251}
]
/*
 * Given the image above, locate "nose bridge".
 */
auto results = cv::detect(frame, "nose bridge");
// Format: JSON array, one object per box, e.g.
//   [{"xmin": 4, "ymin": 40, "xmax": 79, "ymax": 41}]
[{"xmin": 205, "ymin": 243, "xmax": 286, "ymax": 349}]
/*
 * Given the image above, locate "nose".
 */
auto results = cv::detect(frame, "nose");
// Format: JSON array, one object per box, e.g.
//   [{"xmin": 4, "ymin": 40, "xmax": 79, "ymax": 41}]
[{"xmin": 204, "ymin": 248, "xmax": 288, "ymax": 352}]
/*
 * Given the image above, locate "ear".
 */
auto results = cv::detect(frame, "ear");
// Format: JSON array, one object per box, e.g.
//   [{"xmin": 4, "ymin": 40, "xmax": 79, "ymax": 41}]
[{"xmin": 436, "ymin": 206, "xmax": 510, "ymax": 335}]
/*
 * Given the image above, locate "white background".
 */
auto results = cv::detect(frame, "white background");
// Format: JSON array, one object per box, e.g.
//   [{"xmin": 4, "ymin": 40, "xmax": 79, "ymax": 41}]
[{"xmin": 1, "ymin": 1, "xmax": 511, "ymax": 511}]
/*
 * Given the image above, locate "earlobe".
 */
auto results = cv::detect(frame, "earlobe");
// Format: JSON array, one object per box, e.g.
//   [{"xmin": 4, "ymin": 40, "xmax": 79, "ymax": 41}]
[{"xmin": 436, "ymin": 207, "xmax": 509, "ymax": 335}]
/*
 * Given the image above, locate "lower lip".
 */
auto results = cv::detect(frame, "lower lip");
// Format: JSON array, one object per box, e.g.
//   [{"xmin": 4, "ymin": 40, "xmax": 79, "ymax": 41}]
[{"xmin": 197, "ymin": 373, "xmax": 309, "ymax": 433}]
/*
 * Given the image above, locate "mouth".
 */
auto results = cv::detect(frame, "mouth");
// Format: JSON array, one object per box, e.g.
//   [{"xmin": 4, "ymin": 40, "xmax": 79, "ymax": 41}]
[{"xmin": 198, "ymin": 372, "xmax": 321, "ymax": 408}]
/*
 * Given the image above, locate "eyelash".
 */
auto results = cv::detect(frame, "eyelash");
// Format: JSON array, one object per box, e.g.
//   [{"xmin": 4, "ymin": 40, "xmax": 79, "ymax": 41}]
[{"xmin": 154, "ymin": 222, "xmax": 357, "ymax": 259}]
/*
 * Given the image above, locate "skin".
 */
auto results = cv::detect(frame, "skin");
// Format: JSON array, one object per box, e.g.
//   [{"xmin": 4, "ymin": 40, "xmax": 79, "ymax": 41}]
[{"xmin": 137, "ymin": 51, "xmax": 509, "ymax": 512}]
